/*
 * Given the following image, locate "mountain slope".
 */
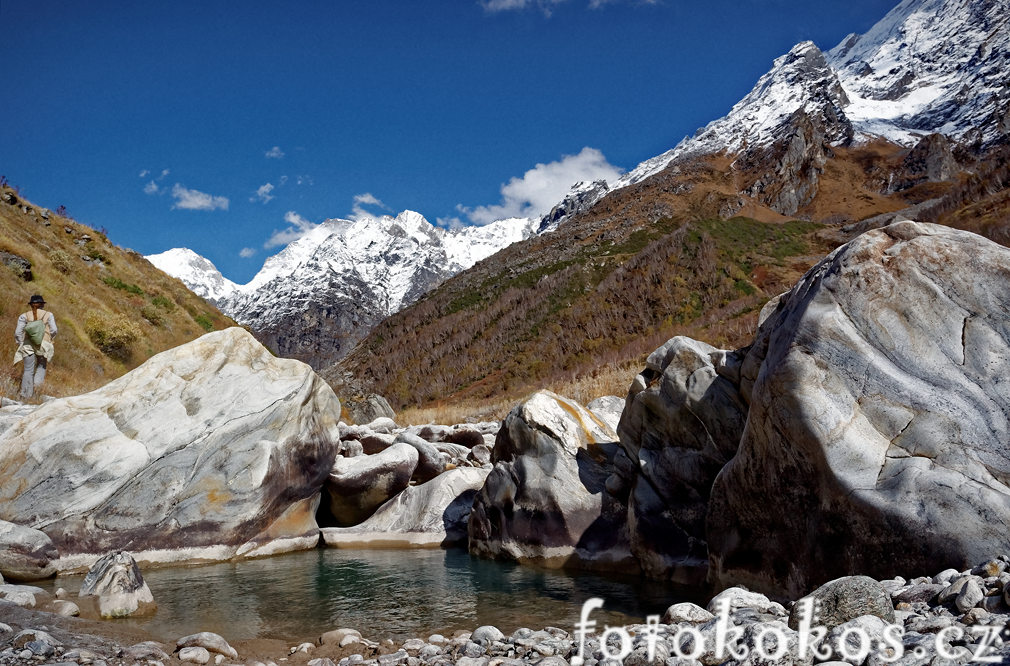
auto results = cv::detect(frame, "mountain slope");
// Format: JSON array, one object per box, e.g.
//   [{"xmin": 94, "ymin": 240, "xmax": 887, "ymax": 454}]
[{"xmin": 0, "ymin": 186, "xmax": 234, "ymax": 400}]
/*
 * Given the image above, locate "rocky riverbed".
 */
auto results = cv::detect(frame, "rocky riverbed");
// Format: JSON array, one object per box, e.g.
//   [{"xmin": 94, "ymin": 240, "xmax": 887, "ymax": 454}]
[{"xmin": 5, "ymin": 554, "xmax": 1010, "ymax": 665}]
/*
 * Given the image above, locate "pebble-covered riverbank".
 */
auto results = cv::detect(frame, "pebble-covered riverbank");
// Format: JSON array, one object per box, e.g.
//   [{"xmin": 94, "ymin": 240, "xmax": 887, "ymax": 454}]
[{"xmin": 4, "ymin": 556, "xmax": 1010, "ymax": 665}]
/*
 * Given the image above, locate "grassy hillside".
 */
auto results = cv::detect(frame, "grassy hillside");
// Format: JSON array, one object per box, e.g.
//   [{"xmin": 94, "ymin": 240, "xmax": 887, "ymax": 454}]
[
  {"xmin": 0, "ymin": 184, "xmax": 234, "ymax": 400},
  {"xmin": 329, "ymin": 143, "xmax": 1010, "ymax": 419}
]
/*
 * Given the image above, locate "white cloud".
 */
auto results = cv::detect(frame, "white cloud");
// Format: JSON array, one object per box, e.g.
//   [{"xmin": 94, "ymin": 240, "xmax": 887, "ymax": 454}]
[
  {"xmin": 160, "ymin": 169, "xmax": 170, "ymax": 179},
  {"xmin": 265, "ymin": 146, "xmax": 285, "ymax": 159},
  {"xmin": 239, "ymin": 247, "xmax": 257, "ymax": 258},
  {"xmin": 171, "ymin": 184, "xmax": 230, "ymax": 211},
  {"xmin": 436, "ymin": 216, "xmax": 466, "ymax": 231},
  {"xmin": 296, "ymin": 174, "xmax": 313, "ymax": 186},
  {"xmin": 139, "ymin": 169, "xmax": 150, "ymax": 178},
  {"xmin": 251, "ymin": 182, "xmax": 275, "ymax": 204},
  {"xmin": 481, "ymin": 0, "xmax": 566, "ymax": 15},
  {"xmin": 351, "ymin": 192, "xmax": 391, "ymax": 221},
  {"xmin": 458, "ymin": 147, "xmax": 622, "ymax": 225},
  {"xmin": 265, "ymin": 210, "xmax": 317, "ymax": 248},
  {"xmin": 143, "ymin": 181, "xmax": 160, "ymax": 195}
]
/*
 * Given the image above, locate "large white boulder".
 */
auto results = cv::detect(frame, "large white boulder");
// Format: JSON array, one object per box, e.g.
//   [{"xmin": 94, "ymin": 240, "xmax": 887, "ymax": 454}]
[
  {"xmin": 0, "ymin": 327, "xmax": 339, "ymax": 570},
  {"xmin": 468, "ymin": 391, "xmax": 634, "ymax": 571},
  {"xmin": 322, "ymin": 467, "xmax": 490, "ymax": 547},
  {"xmin": 708, "ymin": 222, "xmax": 1010, "ymax": 597}
]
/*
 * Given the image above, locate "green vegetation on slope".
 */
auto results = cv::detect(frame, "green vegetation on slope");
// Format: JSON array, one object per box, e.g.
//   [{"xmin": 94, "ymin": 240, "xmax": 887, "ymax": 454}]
[{"xmin": 333, "ymin": 215, "xmax": 829, "ymax": 409}]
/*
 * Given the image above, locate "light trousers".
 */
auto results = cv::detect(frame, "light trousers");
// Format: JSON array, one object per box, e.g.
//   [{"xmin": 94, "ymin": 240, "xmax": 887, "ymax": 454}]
[{"xmin": 20, "ymin": 353, "xmax": 47, "ymax": 398}]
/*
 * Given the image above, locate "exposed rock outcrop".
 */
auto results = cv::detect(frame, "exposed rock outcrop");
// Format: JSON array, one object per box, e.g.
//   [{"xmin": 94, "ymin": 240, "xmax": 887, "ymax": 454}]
[
  {"xmin": 708, "ymin": 221, "xmax": 1010, "ymax": 597},
  {"xmin": 343, "ymin": 393, "xmax": 396, "ymax": 425},
  {"xmin": 468, "ymin": 391, "xmax": 634, "ymax": 571},
  {"xmin": 0, "ymin": 327, "xmax": 339, "ymax": 570}
]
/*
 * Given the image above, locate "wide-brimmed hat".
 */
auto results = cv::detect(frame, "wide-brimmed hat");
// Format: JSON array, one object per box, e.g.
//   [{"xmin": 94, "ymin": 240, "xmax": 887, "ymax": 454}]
[{"xmin": 28, "ymin": 295, "xmax": 45, "ymax": 306}]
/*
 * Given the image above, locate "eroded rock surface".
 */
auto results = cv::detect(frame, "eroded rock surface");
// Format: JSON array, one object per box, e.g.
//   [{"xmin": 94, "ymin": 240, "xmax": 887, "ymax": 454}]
[
  {"xmin": 708, "ymin": 221, "xmax": 1010, "ymax": 597},
  {"xmin": 322, "ymin": 467, "xmax": 490, "ymax": 547},
  {"xmin": 325, "ymin": 443, "xmax": 418, "ymax": 526},
  {"xmin": 618, "ymin": 337, "xmax": 747, "ymax": 584},
  {"xmin": 0, "ymin": 327, "xmax": 339, "ymax": 568},
  {"xmin": 78, "ymin": 551, "xmax": 155, "ymax": 619}
]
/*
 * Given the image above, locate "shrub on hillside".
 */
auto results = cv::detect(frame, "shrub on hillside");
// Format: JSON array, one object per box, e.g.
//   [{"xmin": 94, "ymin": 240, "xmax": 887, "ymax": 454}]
[
  {"xmin": 140, "ymin": 305, "xmax": 164, "ymax": 326},
  {"xmin": 48, "ymin": 249, "xmax": 73, "ymax": 274},
  {"xmin": 85, "ymin": 312, "xmax": 141, "ymax": 360}
]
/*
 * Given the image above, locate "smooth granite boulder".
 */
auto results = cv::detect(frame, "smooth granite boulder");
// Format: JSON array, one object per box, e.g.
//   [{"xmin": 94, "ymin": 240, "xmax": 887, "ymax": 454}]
[
  {"xmin": 78, "ymin": 551, "xmax": 155, "ymax": 618},
  {"xmin": 0, "ymin": 520, "xmax": 58, "ymax": 581},
  {"xmin": 325, "ymin": 443, "xmax": 419, "ymax": 526},
  {"xmin": 618, "ymin": 336, "xmax": 748, "ymax": 584},
  {"xmin": 708, "ymin": 222, "xmax": 1010, "ymax": 597},
  {"xmin": 322, "ymin": 467, "xmax": 490, "ymax": 547},
  {"xmin": 0, "ymin": 327, "xmax": 339, "ymax": 569},
  {"xmin": 468, "ymin": 391, "xmax": 634, "ymax": 571},
  {"xmin": 394, "ymin": 432, "xmax": 447, "ymax": 483}
]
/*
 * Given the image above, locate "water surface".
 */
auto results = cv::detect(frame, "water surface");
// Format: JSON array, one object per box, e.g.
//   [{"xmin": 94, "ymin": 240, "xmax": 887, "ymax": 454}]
[{"xmin": 48, "ymin": 548, "xmax": 697, "ymax": 643}]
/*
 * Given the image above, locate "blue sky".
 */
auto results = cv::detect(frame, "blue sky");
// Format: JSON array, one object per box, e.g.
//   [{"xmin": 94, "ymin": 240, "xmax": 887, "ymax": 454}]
[{"xmin": 3, "ymin": 0, "xmax": 897, "ymax": 284}]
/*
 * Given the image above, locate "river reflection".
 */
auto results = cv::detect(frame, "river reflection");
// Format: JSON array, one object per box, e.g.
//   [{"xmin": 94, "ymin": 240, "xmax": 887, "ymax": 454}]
[{"xmin": 47, "ymin": 548, "xmax": 699, "ymax": 643}]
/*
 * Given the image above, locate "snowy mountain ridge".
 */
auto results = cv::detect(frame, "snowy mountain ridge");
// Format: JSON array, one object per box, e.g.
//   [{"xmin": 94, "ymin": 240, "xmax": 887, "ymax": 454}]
[
  {"xmin": 146, "ymin": 210, "xmax": 539, "ymax": 367},
  {"xmin": 618, "ymin": 0, "xmax": 1009, "ymax": 187}
]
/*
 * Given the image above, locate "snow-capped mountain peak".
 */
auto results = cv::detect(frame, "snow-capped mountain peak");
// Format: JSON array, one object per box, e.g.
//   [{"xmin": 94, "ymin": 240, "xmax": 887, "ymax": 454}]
[
  {"xmin": 145, "ymin": 248, "xmax": 239, "ymax": 304},
  {"xmin": 147, "ymin": 210, "xmax": 539, "ymax": 368}
]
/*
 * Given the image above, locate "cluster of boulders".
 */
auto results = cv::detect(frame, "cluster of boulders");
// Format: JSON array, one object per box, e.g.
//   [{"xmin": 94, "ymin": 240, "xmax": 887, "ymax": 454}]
[
  {"xmin": 0, "ymin": 327, "xmax": 507, "ymax": 578},
  {"xmin": 0, "ymin": 620, "xmax": 240, "ymax": 665},
  {"xmin": 322, "ymin": 418, "xmax": 500, "ymax": 546},
  {"xmin": 471, "ymin": 221, "xmax": 1010, "ymax": 599}
]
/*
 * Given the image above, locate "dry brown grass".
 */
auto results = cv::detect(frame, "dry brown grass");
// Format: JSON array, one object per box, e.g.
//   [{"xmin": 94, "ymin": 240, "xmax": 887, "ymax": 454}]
[
  {"xmin": 395, "ymin": 358, "xmax": 643, "ymax": 427},
  {"xmin": 0, "ymin": 186, "xmax": 233, "ymax": 401}
]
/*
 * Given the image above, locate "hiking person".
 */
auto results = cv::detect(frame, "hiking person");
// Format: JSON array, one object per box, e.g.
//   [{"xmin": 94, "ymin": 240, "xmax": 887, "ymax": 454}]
[{"xmin": 14, "ymin": 294, "xmax": 57, "ymax": 399}]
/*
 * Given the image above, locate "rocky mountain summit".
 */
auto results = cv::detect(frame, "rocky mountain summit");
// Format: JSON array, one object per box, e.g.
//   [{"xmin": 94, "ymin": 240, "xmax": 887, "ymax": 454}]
[{"xmin": 621, "ymin": 0, "xmax": 1010, "ymax": 189}]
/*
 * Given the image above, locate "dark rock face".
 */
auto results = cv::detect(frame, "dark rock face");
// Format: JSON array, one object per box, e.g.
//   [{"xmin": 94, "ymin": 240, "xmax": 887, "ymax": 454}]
[
  {"xmin": 903, "ymin": 133, "xmax": 960, "ymax": 181},
  {"xmin": 742, "ymin": 109, "xmax": 852, "ymax": 216},
  {"xmin": 617, "ymin": 337, "xmax": 747, "ymax": 585},
  {"xmin": 0, "ymin": 251, "xmax": 32, "ymax": 281},
  {"xmin": 540, "ymin": 180, "xmax": 610, "ymax": 232},
  {"xmin": 243, "ymin": 287, "xmax": 388, "ymax": 371},
  {"xmin": 708, "ymin": 221, "xmax": 1010, "ymax": 598}
]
